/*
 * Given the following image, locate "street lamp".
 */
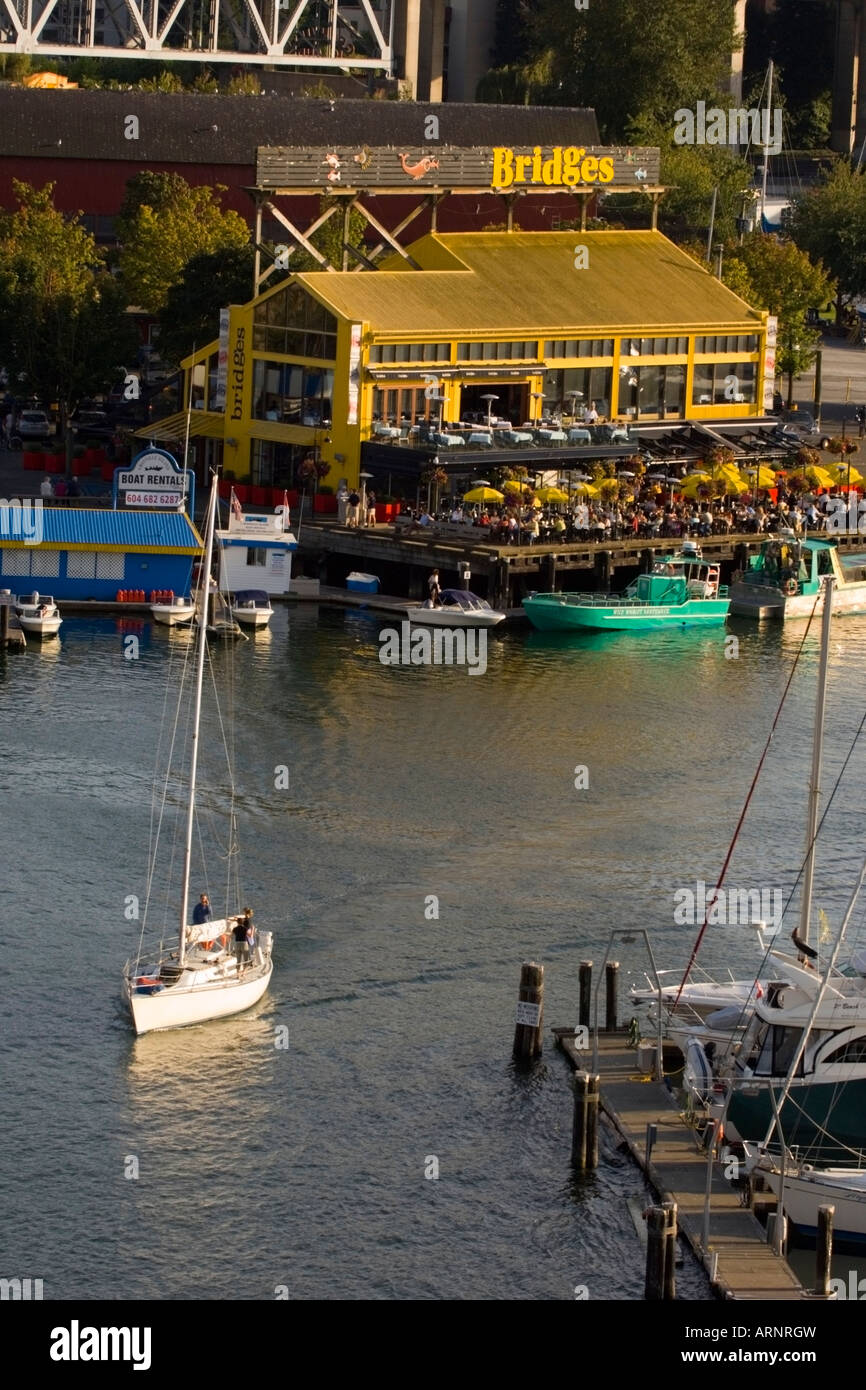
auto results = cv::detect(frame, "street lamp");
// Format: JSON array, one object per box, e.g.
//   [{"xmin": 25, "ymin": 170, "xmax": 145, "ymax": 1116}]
[
  {"xmin": 359, "ymin": 470, "xmax": 373, "ymax": 527},
  {"xmin": 531, "ymin": 391, "xmax": 546, "ymax": 423}
]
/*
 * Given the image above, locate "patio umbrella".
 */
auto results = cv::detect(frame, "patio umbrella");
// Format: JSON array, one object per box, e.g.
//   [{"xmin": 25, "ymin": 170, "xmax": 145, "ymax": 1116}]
[
  {"xmin": 463, "ymin": 486, "xmax": 504, "ymax": 503},
  {"xmin": 535, "ymin": 486, "xmax": 569, "ymax": 503},
  {"xmin": 827, "ymin": 461, "xmax": 864, "ymax": 486},
  {"xmin": 572, "ymin": 482, "xmax": 599, "ymax": 497},
  {"xmin": 502, "ymin": 479, "xmax": 532, "ymax": 494},
  {"xmin": 805, "ymin": 465, "xmax": 836, "ymax": 490},
  {"xmin": 742, "ymin": 465, "xmax": 778, "ymax": 490}
]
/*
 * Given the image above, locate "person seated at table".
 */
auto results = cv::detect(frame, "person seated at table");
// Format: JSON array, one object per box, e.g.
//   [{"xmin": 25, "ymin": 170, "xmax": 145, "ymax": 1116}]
[
  {"xmin": 450, "ymin": 505, "xmax": 465, "ymax": 523},
  {"xmin": 418, "ymin": 509, "xmax": 435, "ymax": 527},
  {"xmin": 553, "ymin": 514, "xmax": 567, "ymax": 537}
]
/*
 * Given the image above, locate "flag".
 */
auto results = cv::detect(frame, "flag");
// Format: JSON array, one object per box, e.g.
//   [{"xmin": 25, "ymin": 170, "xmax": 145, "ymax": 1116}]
[{"xmin": 230, "ymin": 488, "xmax": 243, "ymax": 521}]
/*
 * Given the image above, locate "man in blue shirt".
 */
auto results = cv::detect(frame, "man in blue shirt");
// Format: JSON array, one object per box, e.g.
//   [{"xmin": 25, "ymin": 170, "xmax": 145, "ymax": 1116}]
[{"xmin": 192, "ymin": 893, "xmax": 211, "ymax": 926}]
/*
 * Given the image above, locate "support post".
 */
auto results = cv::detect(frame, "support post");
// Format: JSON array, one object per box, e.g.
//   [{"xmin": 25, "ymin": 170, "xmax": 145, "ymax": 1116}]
[
  {"xmin": 512, "ymin": 960, "xmax": 544, "ymax": 1061},
  {"xmin": 0, "ymin": 599, "xmax": 8, "ymax": 647},
  {"xmin": 578, "ymin": 959, "xmax": 592, "ymax": 1028},
  {"xmin": 644, "ymin": 1205, "xmax": 667, "ymax": 1300},
  {"xmin": 815, "ymin": 1204, "xmax": 834, "ymax": 1296},
  {"xmin": 571, "ymin": 1071, "xmax": 589, "ymax": 1170},
  {"xmin": 662, "ymin": 1200, "xmax": 677, "ymax": 1300},
  {"xmin": 604, "ymin": 960, "xmax": 619, "ymax": 1032}
]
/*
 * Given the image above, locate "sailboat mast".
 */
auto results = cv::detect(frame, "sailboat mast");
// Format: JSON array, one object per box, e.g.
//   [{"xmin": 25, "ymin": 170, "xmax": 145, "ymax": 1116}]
[
  {"xmin": 798, "ymin": 576, "xmax": 834, "ymax": 950},
  {"xmin": 178, "ymin": 471, "xmax": 219, "ymax": 965},
  {"xmin": 759, "ymin": 59, "xmax": 773, "ymax": 227}
]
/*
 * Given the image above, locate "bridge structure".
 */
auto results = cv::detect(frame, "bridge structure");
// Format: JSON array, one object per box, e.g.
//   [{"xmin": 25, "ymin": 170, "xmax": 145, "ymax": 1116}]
[{"xmin": 0, "ymin": 0, "xmax": 395, "ymax": 69}]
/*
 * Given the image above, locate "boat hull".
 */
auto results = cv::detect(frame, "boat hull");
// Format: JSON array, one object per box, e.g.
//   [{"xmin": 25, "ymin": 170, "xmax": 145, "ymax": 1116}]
[
  {"xmin": 727, "ymin": 1079, "xmax": 866, "ymax": 1160},
  {"xmin": 523, "ymin": 594, "xmax": 729, "ymax": 632},
  {"xmin": 406, "ymin": 607, "xmax": 505, "ymax": 627},
  {"xmin": 17, "ymin": 616, "xmax": 62, "ymax": 636},
  {"xmin": 761, "ymin": 1167, "xmax": 866, "ymax": 1244},
  {"xmin": 151, "ymin": 603, "xmax": 195, "ymax": 626},
  {"xmin": 232, "ymin": 608, "xmax": 272, "ymax": 628},
  {"xmin": 126, "ymin": 960, "xmax": 273, "ymax": 1035},
  {"xmin": 730, "ymin": 579, "xmax": 866, "ymax": 620}
]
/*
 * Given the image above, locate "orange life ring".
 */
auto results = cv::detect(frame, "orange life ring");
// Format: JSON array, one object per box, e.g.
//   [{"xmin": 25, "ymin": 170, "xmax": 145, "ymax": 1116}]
[{"xmin": 784, "ymin": 578, "xmax": 798, "ymax": 596}]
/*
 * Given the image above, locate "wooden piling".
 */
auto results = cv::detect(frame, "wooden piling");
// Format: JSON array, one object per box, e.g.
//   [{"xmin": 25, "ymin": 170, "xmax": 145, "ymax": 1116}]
[
  {"xmin": 512, "ymin": 961, "xmax": 544, "ymax": 1061},
  {"xmin": 815, "ymin": 1204, "xmax": 834, "ymax": 1297},
  {"xmin": 645, "ymin": 1201, "xmax": 677, "ymax": 1300},
  {"xmin": 585, "ymin": 1073, "xmax": 599, "ymax": 1170},
  {"xmin": 571, "ymin": 1072, "xmax": 590, "ymax": 1170},
  {"xmin": 0, "ymin": 600, "xmax": 7, "ymax": 646},
  {"xmin": 605, "ymin": 960, "xmax": 619, "ymax": 1032},
  {"xmin": 578, "ymin": 959, "xmax": 592, "ymax": 1028}
]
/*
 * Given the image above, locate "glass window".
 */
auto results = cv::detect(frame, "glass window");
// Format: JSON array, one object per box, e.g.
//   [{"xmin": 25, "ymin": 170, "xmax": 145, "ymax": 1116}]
[
  {"xmin": 692, "ymin": 363, "xmax": 714, "ymax": 405},
  {"xmin": 252, "ymin": 285, "xmax": 337, "ymax": 360},
  {"xmin": 824, "ymin": 1038, "xmax": 866, "ymax": 1064},
  {"xmin": 664, "ymin": 364, "xmax": 685, "ymax": 415},
  {"xmin": 252, "ymin": 359, "xmax": 333, "ymax": 425},
  {"xmin": 246, "ymin": 548, "xmax": 267, "ymax": 567},
  {"xmin": 637, "ymin": 363, "xmax": 662, "ymax": 417}
]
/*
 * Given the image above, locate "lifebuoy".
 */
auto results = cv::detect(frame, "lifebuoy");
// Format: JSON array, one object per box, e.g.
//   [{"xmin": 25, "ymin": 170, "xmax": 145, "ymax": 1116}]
[{"xmin": 784, "ymin": 578, "xmax": 798, "ymax": 596}]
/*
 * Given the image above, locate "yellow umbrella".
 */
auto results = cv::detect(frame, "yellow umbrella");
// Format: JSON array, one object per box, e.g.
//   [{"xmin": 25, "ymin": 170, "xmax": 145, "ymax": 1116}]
[
  {"xmin": 805, "ymin": 465, "xmax": 836, "ymax": 490},
  {"xmin": 827, "ymin": 461, "xmax": 864, "ymax": 486},
  {"xmin": 742, "ymin": 465, "xmax": 778, "ymax": 489},
  {"xmin": 572, "ymin": 482, "xmax": 599, "ymax": 497},
  {"xmin": 502, "ymin": 479, "xmax": 532, "ymax": 493},
  {"xmin": 463, "ymin": 486, "xmax": 504, "ymax": 503},
  {"xmin": 535, "ymin": 486, "xmax": 569, "ymax": 503}
]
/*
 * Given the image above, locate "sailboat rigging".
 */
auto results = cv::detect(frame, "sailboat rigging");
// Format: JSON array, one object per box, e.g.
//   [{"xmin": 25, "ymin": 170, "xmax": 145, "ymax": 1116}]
[{"xmin": 122, "ymin": 469, "xmax": 274, "ymax": 1035}]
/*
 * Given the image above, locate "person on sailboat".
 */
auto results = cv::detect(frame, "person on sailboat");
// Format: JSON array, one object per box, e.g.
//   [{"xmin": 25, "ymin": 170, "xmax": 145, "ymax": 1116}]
[
  {"xmin": 233, "ymin": 908, "xmax": 253, "ymax": 974},
  {"xmin": 192, "ymin": 893, "xmax": 212, "ymax": 926}
]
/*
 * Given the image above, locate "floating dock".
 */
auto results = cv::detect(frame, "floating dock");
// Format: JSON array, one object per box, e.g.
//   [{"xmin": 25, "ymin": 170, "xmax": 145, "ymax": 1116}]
[
  {"xmin": 555, "ymin": 1028, "xmax": 806, "ymax": 1300},
  {"xmin": 0, "ymin": 595, "xmax": 26, "ymax": 649}
]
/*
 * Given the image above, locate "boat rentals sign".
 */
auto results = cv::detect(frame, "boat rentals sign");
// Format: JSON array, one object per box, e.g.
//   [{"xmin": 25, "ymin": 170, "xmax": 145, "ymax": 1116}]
[{"xmin": 113, "ymin": 450, "xmax": 195, "ymax": 512}]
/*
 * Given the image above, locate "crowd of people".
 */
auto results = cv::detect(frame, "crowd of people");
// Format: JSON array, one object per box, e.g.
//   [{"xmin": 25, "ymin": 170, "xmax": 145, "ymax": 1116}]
[{"xmin": 400, "ymin": 486, "xmax": 843, "ymax": 544}]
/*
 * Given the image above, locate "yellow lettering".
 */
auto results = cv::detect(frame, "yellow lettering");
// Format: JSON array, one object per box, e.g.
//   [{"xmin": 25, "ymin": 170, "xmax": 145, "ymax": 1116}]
[
  {"xmin": 515, "ymin": 154, "xmax": 530, "ymax": 182},
  {"xmin": 561, "ymin": 147, "xmax": 581, "ymax": 185},
  {"xmin": 531, "ymin": 145, "xmax": 543, "ymax": 182},
  {"xmin": 543, "ymin": 147, "xmax": 563, "ymax": 185},
  {"xmin": 492, "ymin": 147, "xmax": 514, "ymax": 189},
  {"xmin": 580, "ymin": 155, "xmax": 598, "ymax": 181},
  {"xmin": 598, "ymin": 156, "xmax": 615, "ymax": 183}
]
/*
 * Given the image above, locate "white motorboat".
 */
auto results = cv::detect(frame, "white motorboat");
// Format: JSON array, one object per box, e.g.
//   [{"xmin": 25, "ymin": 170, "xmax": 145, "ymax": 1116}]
[
  {"xmin": 757, "ymin": 1159, "xmax": 866, "ymax": 1244},
  {"xmin": 151, "ymin": 595, "xmax": 195, "ymax": 626},
  {"xmin": 122, "ymin": 469, "xmax": 273, "ymax": 1034},
  {"xmin": 14, "ymin": 592, "xmax": 62, "ymax": 637},
  {"xmin": 230, "ymin": 589, "xmax": 273, "ymax": 629},
  {"xmin": 406, "ymin": 588, "xmax": 506, "ymax": 627}
]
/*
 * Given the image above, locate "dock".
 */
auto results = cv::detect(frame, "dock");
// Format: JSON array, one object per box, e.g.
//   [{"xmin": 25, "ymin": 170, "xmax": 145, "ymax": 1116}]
[
  {"xmin": 0, "ymin": 595, "xmax": 26, "ymax": 649},
  {"xmin": 555, "ymin": 1028, "xmax": 806, "ymax": 1300}
]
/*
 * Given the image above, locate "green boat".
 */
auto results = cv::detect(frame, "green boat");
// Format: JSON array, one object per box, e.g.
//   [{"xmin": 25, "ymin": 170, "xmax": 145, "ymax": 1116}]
[{"xmin": 522, "ymin": 546, "xmax": 730, "ymax": 632}]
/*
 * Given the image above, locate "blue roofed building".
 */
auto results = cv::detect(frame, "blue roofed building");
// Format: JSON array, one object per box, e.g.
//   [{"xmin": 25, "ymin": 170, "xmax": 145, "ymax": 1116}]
[{"xmin": 0, "ymin": 507, "xmax": 202, "ymax": 600}]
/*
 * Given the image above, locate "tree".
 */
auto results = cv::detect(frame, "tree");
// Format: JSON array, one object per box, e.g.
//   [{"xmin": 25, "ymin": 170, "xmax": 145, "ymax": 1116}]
[
  {"xmin": 0, "ymin": 182, "xmax": 138, "ymax": 421},
  {"xmin": 789, "ymin": 160, "xmax": 866, "ymax": 329},
  {"xmin": 477, "ymin": 0, "xmax": 738, "ymax": 141},
  {"xmin": 117, "ymin": 173, "xmax": 250, "ymax": 313},
  {"xmin": 722, "ymin": 233, "xmax": 832, "ymax": 405},
  {"xmin": 157, "ymin": 246, "xmax": 256, "ymax": 367},
  {"xmin": 288, "ymin": 198, "xmax": 368, "ymax": 272},
  {"xmin": 628, "ymin": 129, "xmax": 753, "ymax": 243}
]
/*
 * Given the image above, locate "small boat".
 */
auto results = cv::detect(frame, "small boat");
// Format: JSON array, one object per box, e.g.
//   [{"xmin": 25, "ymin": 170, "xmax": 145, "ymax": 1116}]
[
  {"xmin": 522, "ymin": 545, "xmax": 729, "ymax": 632},
  {"xmin": 756, "ymin": 1158, "xmax": 866, "ymax": 1245},
  {"xmin": 230, "ymin": 589, "xmax": 273, "ymax": 629},
  {"xmin": 14, "ymin": 592, "xmax": 62, "ymax": 637},
  {"xmin": 122, "ymin": 469, "xmax": 273, "ymax": 1035},
  {"xmin": 406, "ymin": 589, "xmax": 506, "ymax": 627},
  {"xmin": 729, "ymin": 535, "xmax": 866, "ymax": 619},
  {"xmin": 151, "ymin": 595, "xmax": 195, "ymax": 626}
]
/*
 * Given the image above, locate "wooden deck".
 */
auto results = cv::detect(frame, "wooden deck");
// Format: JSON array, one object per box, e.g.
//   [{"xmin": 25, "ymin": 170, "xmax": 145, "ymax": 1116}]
[{"xmin": 555, "ymin": 1029, "xmax": 808, "ymax": 1300}]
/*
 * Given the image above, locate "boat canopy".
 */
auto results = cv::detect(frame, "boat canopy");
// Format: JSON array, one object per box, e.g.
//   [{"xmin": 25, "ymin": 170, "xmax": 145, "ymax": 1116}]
[
  {"xmin": 231, "ymin": 589, "xmax": 271, "ymax": 605},
  {"xmin": 440, "ymin": 589, "xmax": 492, "ymax": 611}
]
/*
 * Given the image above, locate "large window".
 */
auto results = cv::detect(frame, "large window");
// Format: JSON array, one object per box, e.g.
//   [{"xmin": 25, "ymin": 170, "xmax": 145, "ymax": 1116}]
[
  {"xmin": 546, "ymin": 367, "xmax": 612, "ymax": 417},
  {"xmin": 620, "ymin": 337, "xmax": 688, "ymax": 357},
  {"xmin": 695, "ymin": 334, "xmax": 759, "ymax": 354},
  {"xmin": 372, "ymin": 386, "xmax": 435, "ymax": 426},
  {"xmin": 252, "ymin": 285, "xmax": 337, "ymax": 360},
  {"xmin": 251, "ymin": 439, "xmax": 319, "ymax": 488},
  {"xmin": 619, "ymin": 364, "xmax": 686, "ymax": 418},
  {"xmin": 252, "ymin": 360, "xmax": 333, "ymax": 426},
  {"xmin": 691, "ymin": 361, "xmax": 756, "ymax": 406}
]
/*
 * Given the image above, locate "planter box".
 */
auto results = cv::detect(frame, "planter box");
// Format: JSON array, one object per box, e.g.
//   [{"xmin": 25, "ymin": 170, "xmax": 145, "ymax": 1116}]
[
  {"xmin": 313, "ymin": 494, "xmax": 337, "ymax": 514},
  {"xmin": 101, "ymin": 462, "xmax": 115, "ymax": 482},
  {"xmin": 218, "ymin": 480, "xmax": 233, "ymax": 499},
  {"xmin": 22, "ymin": 451, "xmax": 43, "ymax": 470},
  {"xmin": 233, "ymin": 484, "xmax": 250, "ymax": 503},
  {"xmin": 375, "ymin": 502, "xmax": 402, "ymax": 522},
  {"xmin": 46, "ymin": 456, "xmax": 65, "ymax": 474},
  {"xmin": 72, "ymin": 458, "xmax": 91, "ymax": 477},
  {"xmin": 251, "ymin": 486, "xmax": 269, "ymax": 506}
]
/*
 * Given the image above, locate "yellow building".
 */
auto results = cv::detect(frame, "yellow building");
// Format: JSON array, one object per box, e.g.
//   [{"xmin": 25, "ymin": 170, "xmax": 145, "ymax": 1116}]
[{"xmin": 166, "ymin": 230, "xmax": 772, "ymax": 494}]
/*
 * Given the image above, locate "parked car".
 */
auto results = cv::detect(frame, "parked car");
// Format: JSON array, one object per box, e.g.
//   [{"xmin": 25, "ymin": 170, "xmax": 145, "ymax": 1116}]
[
  {"xmin": 69, "ymin": 408, "xmax": 113, "ymax": 439},
  {"xmin": 10, "ymin": 409, "xmax": 55, "ymax": 447},
  {"xmin": 773, "ymin": 409, "xmax": 831, "ymax": 450}
]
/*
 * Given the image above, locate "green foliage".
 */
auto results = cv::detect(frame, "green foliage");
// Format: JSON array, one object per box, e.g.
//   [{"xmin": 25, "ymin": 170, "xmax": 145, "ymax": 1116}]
[
  {"xmin": 156, "ymin": 246, "xmax": 256, "ymax": 366},
  {"xmin": 789, "ymin": 160, "xmax": 866, "ymax": 317},
  {"xmin": 632, "ymin": 125, "xmax": 753, "ymax": 243},
  {"xmin": 290, "ymin": 198, "xmax": 367, "ymax": 271},
  {"xmin": 137, "ymin": 69, "xmax": 183, "ymax": 92},
  {"xmin": 477, "ymin": 0, "xmax": 738, "ymax": 142},
  {"xmin": 227, "ymin": 72, "xmax": 261, "ymax": 96},
  {"xmin": 0, "ymin": 182, "xmax": 138, "ymax": 414},
  {"xmin": 117, "ymin": 173, "xmax": 250, "ymax": 313}
]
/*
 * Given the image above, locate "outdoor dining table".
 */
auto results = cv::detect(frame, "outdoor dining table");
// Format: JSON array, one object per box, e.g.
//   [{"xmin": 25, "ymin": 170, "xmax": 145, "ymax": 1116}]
[
  {"xmin": 535, "ymin": 428, "xmax": 567, "ymax": 444},
  {"xmin": 431, "ymin": 432, "xmax": 465, "ymax": 446},
  {"xmin": 567, "ymin": 427, "xmax": 592, "ymax": 444},
  {"xmin": 467, "ymin": 431, "xmax": 494, "ymax": 446},
  {"xmin": 373, "ymin": 424, "xmax": 401, "ymax": 438}
]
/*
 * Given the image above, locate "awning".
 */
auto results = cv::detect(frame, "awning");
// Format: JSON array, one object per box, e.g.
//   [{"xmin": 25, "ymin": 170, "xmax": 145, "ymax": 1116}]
[{"xmin": 133, "ymin": 410, "xmax": 225, "ymax": 442}]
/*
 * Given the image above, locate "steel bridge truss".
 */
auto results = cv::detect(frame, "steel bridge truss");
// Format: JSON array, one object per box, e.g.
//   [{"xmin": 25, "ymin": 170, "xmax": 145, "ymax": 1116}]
[{"xmin": 0, "ymin": 0, "xmax": 394, "ymax": 67}]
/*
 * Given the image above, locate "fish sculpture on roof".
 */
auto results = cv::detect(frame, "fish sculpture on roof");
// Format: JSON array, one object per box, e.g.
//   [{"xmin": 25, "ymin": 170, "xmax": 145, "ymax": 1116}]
[{"xmin": 399, "ymin": 153, "xmax": 440, "ymax": 180}]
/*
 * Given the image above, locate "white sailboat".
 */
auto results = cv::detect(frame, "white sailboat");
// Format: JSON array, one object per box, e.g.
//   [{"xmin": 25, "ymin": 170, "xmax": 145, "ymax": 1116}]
[{"xmin": 122, "ymin": 470, "xmax": 273, "ymax": 1035}]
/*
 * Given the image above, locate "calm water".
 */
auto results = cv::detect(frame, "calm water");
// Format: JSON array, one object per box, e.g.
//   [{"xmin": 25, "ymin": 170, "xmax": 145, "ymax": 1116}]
[{"xmin": 5, "ymin": 602, "xmax": 866, "ymax": 1301}]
